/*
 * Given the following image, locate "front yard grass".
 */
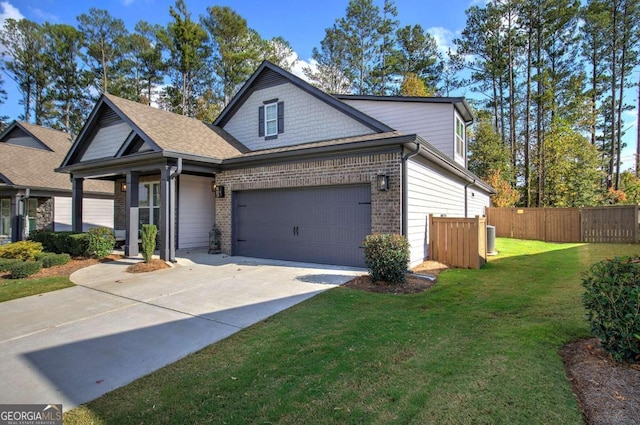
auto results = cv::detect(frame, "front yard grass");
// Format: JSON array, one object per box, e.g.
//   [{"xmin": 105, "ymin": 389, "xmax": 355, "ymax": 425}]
[
  {"xmin": 64, "ymin": 239, "xmax": 640, "ymax": 424},
  {"xmin": 0, "ymin": 276, "xmax": 74, "ymax": 303}
]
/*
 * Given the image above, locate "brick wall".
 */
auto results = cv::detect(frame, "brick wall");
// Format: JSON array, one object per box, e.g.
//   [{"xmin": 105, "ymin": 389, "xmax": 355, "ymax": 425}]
[{"xmin": 215, "ymin": 152, "xmax": 402, "ymax": 255}]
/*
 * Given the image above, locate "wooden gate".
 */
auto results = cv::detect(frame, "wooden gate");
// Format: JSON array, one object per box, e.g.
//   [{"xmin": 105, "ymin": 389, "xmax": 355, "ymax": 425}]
[{"xmin": 429, "ymin": 215, "xmax": 487, "ymax": 269}]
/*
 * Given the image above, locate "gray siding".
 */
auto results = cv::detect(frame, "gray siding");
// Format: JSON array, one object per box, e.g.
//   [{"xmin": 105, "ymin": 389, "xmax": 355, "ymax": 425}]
[
  {"xmin": 223, "ymin": 83, "xmax": 375, "ymax": 150},
  {"xmin": 178, "ymin": 174, "xmax": 215, "ymax": 249},
  {"xmin": 81, "ymin": 121, "xmax": 131, "ymax": 161},
  {"xmin": 5, "ymin": 135, "xmax": 47, "ymax": 150},
  {"xmin": 406, "ymin": 155, "xmax": 491, "ymax": 267},
  {"xmin": 341, "ymin": 99, "xmax": 466, "ymax": 166}
]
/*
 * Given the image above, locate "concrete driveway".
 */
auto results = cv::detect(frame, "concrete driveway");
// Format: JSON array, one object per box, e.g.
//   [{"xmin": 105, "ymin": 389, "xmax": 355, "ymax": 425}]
[{"xmin": 0, "ymin": 250, "xmax": 362, "ymax": 411}]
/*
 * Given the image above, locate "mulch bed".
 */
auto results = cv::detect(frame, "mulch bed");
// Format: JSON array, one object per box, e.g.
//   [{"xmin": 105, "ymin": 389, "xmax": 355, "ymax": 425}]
[
  {"xmin": 342, "ymin": 259, "xmax": 447, "ymax": 294},
  {"xmin": 562, "ymin": 338, "xmax": 640, "ymax": 425},
  {"xmin": 1, "ymin": 254, "xmax": 123, "ymax": 280},
  {"xmin": 126, "ymin": 259, "xmax": 170, "ymax": 273}
]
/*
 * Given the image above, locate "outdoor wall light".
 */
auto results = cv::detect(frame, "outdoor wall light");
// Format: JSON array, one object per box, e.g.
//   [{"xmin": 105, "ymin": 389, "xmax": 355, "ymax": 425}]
[
  {"xmin": 377, "ymin": 174, "xmax": 389, "ymax": 191},
  {"xmin": 211, "ymin": 181, "xmax": 216, "ymax": 192},
  {"xmin": 215, "ymin": 185, "xmax": 225, "ymax": 198},
  {"xmin": 121, "ymin": 182, "xmax": 127, "ymax": 192}
]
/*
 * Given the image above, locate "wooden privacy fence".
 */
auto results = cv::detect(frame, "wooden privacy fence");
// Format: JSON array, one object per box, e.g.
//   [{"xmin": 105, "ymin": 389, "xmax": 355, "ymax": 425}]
[
  {"xmin": 429, "ymin": 215, "xmax": 487, "ymax": 269},
  {"xmin": 486, "ymin": 206, "xmax": 640, "ymax": 243}
]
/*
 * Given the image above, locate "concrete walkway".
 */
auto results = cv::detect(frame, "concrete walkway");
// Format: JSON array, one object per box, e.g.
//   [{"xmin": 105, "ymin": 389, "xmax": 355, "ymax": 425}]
[{"xmin": 0, "ymin": 250, "xmax": 362, "ymax": 411}]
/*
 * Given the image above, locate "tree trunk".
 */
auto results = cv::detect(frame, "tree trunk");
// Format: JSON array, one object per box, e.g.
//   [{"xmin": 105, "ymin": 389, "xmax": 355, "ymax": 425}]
[
  {"xmin": 609, "ymin": 1, "xmax": 618, "ymax": 190},
  {"xmin": 525, "ymin": 17, "xmax": 533, "ymax": 207}
]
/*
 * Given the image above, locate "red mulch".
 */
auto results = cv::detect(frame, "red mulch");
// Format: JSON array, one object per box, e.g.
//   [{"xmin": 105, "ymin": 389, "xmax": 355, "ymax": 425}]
[
  {"xmin": 126, "ymin": 259, "xmax": 170, "ymax": 273},
  {"xmin": 1, "ymin": 254, "xmax": 123, "ymax": 280},
  {"xmin": 342, "ymin": 259, "xmax": 447, "ymax": 294}
]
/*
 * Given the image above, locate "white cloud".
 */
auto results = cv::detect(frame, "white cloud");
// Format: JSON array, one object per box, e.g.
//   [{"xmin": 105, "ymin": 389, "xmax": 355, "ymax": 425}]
[
  {"xmin": 287, "ymin": 50, "xmax": 314, "ymax": 83},
  {"xmin": 427, "ymin": 26, "xmax": 458, "ymax": 56},
  {"xmin": 0, "ymin": 1, "xmax": 23, "ymax": 24},
  {"xmin": 122, "ymin": 0, "xmax": 135, "ymax": 6},
  {"xmin": 469, "ymin": 0, "xmax": 488, "ymax": 5}
]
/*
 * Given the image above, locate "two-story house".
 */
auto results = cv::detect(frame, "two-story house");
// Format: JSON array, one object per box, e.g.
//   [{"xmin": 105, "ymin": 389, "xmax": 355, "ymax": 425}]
[{"xmin": 57, "ymin": 61, "xmax": 494, "ymax": 267}]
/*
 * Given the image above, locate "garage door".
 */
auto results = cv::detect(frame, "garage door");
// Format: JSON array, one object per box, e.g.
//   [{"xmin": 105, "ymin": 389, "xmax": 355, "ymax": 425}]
[{"xmin": 234, "ymin": 185, "xmax": 371, "ymax": 267}]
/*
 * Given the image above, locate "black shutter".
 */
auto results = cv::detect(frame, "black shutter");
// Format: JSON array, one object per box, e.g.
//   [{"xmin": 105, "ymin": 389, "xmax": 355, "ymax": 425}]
[
  {"xmin": 277, "ymin": 101, "xmax": 284, "ymax": 134},
  {"xmin": 258, "ymin": 106, "xmax": 265, "ymax": 137}
]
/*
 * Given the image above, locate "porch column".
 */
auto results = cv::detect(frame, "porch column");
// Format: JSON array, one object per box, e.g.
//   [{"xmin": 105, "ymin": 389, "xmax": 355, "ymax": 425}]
[
  {"xmin": 125, "ymin": 172, "xmax": 140, "ymax": 257},
  {"xmin": 159, "ymin": 164, "xmax": 176, "ymax": 262},
  {"xmin": 10, "ymin": 194, "xmax": 22, "ymax": 242},
  {"xmin": 71, "ymin": 177, "xmax": 84, "ymax": 233}
]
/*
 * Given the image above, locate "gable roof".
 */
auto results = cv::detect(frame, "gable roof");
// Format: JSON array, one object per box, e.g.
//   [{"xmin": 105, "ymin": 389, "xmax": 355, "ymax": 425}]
[
  {"xmin": 335, "ymin": 94, "xmax": 474, "ymax": 123},
  {"xmin": 61, "ymin": 94, "xmax": 248, "ymax": 168},
  {"xmin": 213, "ymin": 61, "xmax": 394, "ymax": 132},
  {"xmin": 0, "ymin": 121, "xmax": 112, "ymax": 194}
]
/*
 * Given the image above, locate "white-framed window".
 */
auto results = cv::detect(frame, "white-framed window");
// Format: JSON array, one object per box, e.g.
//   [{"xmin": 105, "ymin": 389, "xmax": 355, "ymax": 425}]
[
  {"xmin": 455, "ymin": 115, "xmax": 465, "ymax": 157},
  {"xmin": 265, "ymin": 102, "xmax": 278, "ymax": 137},
  {"xmin": 139, "ymin": 182, "xmax": 160, "ymax": 227},
  {"xmin": 0, "ymin": 198, "xmax": 10, "ymax": 238}
]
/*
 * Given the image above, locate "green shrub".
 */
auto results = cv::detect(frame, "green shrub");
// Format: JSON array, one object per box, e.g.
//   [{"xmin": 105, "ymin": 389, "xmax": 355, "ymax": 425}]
[
  {"xmin": 141, "ymin": 224, "xmax": 157, "ymax": 264},
  {"xmin": 86, "ymin": 227, "xmax": 116, "ymax": 259},
  {"xmin": 0, "ymin": 258, "xmax": 22, "ymax": 272},
  {"xmin": 30, "ymin": 231, "xmax": 88, "ymax": 256},
  {"xmin": 582, "ymin": 256, "xmax": 640, "ymax": 363},
  {"xmin": 67, "ymin": 233, "xmax": 89, "ymax": 257},
  {"xmin": 363, "ymin": 233, "xmax": 410, "ymax": 285},
  {"xmin": 29, "ymin": 230, "xmax": 59, "ymax": 253},
  {"xmin": 9, "ymin": 261, "xmax": 42, "ymax": 279},
  {"xmin": 35, "ymin": 252, "xmax": 71, "ymax": 268},
  {"xmin": 0, "ymin": 240, "xmax": 43, "ymax": 261}
]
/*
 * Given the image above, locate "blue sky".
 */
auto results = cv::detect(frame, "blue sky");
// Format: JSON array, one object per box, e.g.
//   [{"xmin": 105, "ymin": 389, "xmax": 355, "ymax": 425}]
[
  {"xmin": 1, "ymin": 0, "xmax": 476, "ymax": 117},
  {"xmin": 1, "ymin": 0, "xmax": 637, "ymax": 167}
]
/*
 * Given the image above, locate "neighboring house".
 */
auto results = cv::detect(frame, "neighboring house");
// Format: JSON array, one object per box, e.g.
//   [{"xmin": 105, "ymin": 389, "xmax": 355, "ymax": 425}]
[
  {"xmin": 0, "ymin": 121, "xmax": 114, "ymax": 244},
  {"xmin": 57, "ymin": 61, "xmax": 494, "ymax": 267}
]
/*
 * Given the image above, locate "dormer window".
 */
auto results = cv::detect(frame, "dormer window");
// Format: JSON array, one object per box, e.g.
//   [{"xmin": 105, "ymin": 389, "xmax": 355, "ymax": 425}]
[
  {"xmin": 455, "ymin": 115, "xmax": 465, "ymax": 157},
  {"xmin": 258, "ymin": 99, "xmax": 284, "ymax": 140}
]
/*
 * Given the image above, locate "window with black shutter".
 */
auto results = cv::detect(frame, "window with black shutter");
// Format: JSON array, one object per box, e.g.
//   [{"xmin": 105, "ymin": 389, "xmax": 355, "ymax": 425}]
[{"xmin": 259, "ymin": 100, "xmax": 284, "ymax": 139}]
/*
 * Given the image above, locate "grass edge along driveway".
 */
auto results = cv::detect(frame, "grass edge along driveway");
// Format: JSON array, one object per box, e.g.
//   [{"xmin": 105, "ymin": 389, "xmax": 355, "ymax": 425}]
[{"xmin": 64, "ymin": 239, "xmax": 637, "ymax": 425}]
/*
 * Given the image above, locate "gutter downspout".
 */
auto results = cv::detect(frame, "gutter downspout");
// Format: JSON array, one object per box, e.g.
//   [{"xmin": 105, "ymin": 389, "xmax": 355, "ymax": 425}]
[
  {"xmin": 169, "ymin": 158, "xmax": 183, "ymax": 262},
  {"xmin": 402, "ymin": 143, "xmax": 421, "ymax": 236}
]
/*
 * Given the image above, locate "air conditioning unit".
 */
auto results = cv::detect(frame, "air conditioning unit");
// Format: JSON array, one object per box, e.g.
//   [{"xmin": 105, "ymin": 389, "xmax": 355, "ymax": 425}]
[{"xmin": 486, "ymin": 225, "xmax": 498, "ymax": 255}]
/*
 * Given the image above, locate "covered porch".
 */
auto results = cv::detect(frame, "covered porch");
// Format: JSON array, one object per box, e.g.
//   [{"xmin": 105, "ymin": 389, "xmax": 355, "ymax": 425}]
[{"xmin": 65, "ymin": 153, "xmax": 219, "ymax": 262}]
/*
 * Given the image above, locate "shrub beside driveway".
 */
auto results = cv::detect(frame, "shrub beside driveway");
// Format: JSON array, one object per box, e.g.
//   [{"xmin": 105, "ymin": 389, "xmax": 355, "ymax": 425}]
[{"xmin": 63, "ymin": 239, "xmax": 639, "ymax": 425}]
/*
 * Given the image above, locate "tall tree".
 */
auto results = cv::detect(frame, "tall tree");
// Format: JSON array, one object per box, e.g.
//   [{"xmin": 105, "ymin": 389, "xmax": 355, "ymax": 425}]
[
  {"xmin": 264, "ymin": 36, "xmax": 298, "ymax": 72},
  {"xmin": 77, "ymin": 8, "xmax": 128, "ymax": 95},
  {"xmin": 166, "ymin": 0, "xmax": 209, "ymax": 116},
  {"xmin": 395, "ymin": 24, "xmax": 440, "ymax": 93},
  {"xmin": 201, "ymin": 6, "xmax": 261, "ymax": 105},
  {"xmin": 303, "ymin": 27, "xmax": 351, "ymax": 94},
  {"xmin": 334, "ymin": 0, "xmax": 382, "ymax": 94},
  {"xmin": 43, "ymin": 23, "xmax": 90, "ymax": 137},
  {"xmin": 127, "ymin": 21, "xmax": 168, "ymax": 104},
  {"xmin": 0, "ymin": 71, "xmax": 7, "ymax": 131},
  {"xmin": 370, "ymin": 0, "xmax": 398, "ymax": 94},
  {"xmin": 0, "ymin": 18, "xmax": 48, "ymax": 123}
]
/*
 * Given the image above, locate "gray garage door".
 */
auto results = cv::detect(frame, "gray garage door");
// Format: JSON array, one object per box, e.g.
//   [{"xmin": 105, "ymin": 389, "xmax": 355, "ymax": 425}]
[{"xmin": 234, "ymin": 185, "xmax": 371, "ymax": 267}]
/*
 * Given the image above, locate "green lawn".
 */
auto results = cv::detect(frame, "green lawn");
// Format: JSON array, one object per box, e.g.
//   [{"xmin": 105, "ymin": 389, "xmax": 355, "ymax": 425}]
[
  {"xmin": 0, "ymin": 276, "xmax": 74, "ymax": 303},
  {"xmin": 64, "ymin": 239, "xmax": 640, "ymax": 425}
]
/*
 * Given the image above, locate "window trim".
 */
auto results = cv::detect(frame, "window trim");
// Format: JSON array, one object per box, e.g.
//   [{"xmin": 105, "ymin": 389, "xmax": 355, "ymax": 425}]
[
  {"xmin": 455, "ymin": 115, "xmax": 465, "ymax": 158},
  {"xmin": 264, "ymin": 102, "xmax": 278, "ymax": 137}
]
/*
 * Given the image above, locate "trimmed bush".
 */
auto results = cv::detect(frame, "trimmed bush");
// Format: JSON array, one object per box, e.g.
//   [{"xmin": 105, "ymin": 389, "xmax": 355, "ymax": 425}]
[
  {"xmin": 141, "ymin": 224, "xmax": 157, "ymax": 264},
  {"xmin": 582, "ymin": 256, "xmax": 640, "ymax": 363},
  {"xmin": 0, "ymin": 240, "xmax": 43, "ymax": 261},
  {"xmin": 86, "ymin": 227, "xmax": 116, "ymax": 259},
  {"xmin": 9, "ymin": 261, "xmax": 42, "ymax": 279},
  {"xmin": 29, "ymin": 230, "xmax": 59, "ymax": 253},
  {"xmin": 35, "ymin": 252, "xmax": 71, "ymax": 268},
  {"xmin": 363, "ymin": 233, "xmax": 410, "ymax": 285},
  {"xmin": 30, "ymin": 231, "xmax": 88, "ymax": 256},
  {"xmin": 0, "ymin": 258, "xmax": 22, "ymax": 272}
]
